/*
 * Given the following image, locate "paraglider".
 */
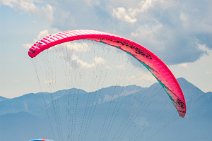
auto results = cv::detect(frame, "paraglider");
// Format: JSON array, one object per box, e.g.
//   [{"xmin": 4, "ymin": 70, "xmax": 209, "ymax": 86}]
[
  {"xmin": 29, "ymin": 139, "xmax": 54, "ymax": 141},
  {"xmin": 28, "ymin": 30, "xmax": 186, "ymax": 117}
]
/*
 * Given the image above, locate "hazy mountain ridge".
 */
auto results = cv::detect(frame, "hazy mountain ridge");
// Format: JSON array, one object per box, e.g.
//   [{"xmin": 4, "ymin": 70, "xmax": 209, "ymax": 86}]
[
  {"xmin": 206, "ymin": 92, "xmax": 212, "ymax": 95},
  {"xmin": 0, "ymin": 96, "xmax": 7, "ymax": 102},
  {"xmin": 0, "ymin": 78, "xmax": 211, "ymax": 141}
]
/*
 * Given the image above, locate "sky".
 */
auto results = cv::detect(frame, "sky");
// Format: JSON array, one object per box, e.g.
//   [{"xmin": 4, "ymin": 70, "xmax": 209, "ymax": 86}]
[{"xmin": 0, "ymin": 0, "xmax": 211, "ymax": 98}]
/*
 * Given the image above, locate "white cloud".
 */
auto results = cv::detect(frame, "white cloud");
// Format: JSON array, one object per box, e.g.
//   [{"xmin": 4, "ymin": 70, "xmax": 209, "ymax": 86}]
[
  {"xmin": 0, "ymin": 0, "xmax": 37, "ymax": 13},
  {"xmin": 70, "ymin": 55, "xmax": 105, "ymax": 69},
  {"xmin": 84, "ymin": 0, "xmax": 100, "ymax": 7},
  {"xmin": 64, "ymin": 42, "xmax": 89, "ymax": 53},
  {"xmin": 52, "ymin": 42, "xmax": 90, "ymax": 63},
  {"xmin": 23, "ymin": 43, "xmax": 32, "ymax": 49},
  {"xmin": 112, "ymin": 7, "xmax": 137, "ymax": 23},
  {"xmin": 94, "ymin": 56, "xmax": 105, "ymax": 64},
  {"xmin": 22, "ymin": 29, "xmax": 50, "ymax": 49},
  {"xmin": 0, "ymin": 0, "xmax": 54, "ymax": 22},
  {"xmin": 112, "ymin": 0, "xmax": 153, "ymax": 23},
  {"xmin": 171, "ymin": 49, "xmax": 212, "ymax": 92},
  {"xmin": 41, "ymin": 4, "xmax": 54, "ymax": 23},
  {"xmin": 197, "ymin": 43, "xmax": 210, "ymax": 53},
  {"xmin": 131, "ymin": 20, "xmax": 165, "ymax": 51},
  {"xmin": 38, "ymin": 29, "xmax": 50, "ymax": 39},
  {"xmin": 178, "ymin": 63, "xmax": 189, "ymax": 69}
]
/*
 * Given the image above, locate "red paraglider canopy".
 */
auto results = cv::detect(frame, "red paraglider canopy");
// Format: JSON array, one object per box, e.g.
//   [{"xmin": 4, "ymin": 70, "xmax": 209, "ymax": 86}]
[{"xmin": 28, "ymin": 30, "xmax": 186, "ymax": 117}]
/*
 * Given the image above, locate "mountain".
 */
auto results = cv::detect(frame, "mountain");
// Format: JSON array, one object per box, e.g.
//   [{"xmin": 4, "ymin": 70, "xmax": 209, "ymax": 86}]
[
  {"xmin": 0, "ymin": 88, "xmax": 86, "ymax": 116},
  {"xmin": 0, "ymin": 78, "xmax": 211, "ymax": 141},
  {"xmin": 0, "ymin": 96, "xmax": 7, "ymax": 102},
  {"xmin": 206, "ymin": 92, "xmax": 212, "ymax": 95}
]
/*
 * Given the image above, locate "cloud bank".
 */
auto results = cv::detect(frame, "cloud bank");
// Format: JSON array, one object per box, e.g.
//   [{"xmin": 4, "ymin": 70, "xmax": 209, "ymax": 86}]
[{"xmin": 2, "ymin": 0, "xmax": 211, "ymax": 65}]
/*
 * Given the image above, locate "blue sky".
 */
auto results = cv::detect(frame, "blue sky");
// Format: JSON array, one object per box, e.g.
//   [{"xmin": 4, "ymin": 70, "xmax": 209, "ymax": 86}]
[{"xmin": 0, "ymin": 0, "xmax": 211, "ymax": 98}]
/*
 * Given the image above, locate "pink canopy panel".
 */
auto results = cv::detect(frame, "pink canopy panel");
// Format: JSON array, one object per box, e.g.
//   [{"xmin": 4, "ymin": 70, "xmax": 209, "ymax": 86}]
[{"xmin": 28, "ymin": 30, "xmax": 186, "ymax": 117}]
